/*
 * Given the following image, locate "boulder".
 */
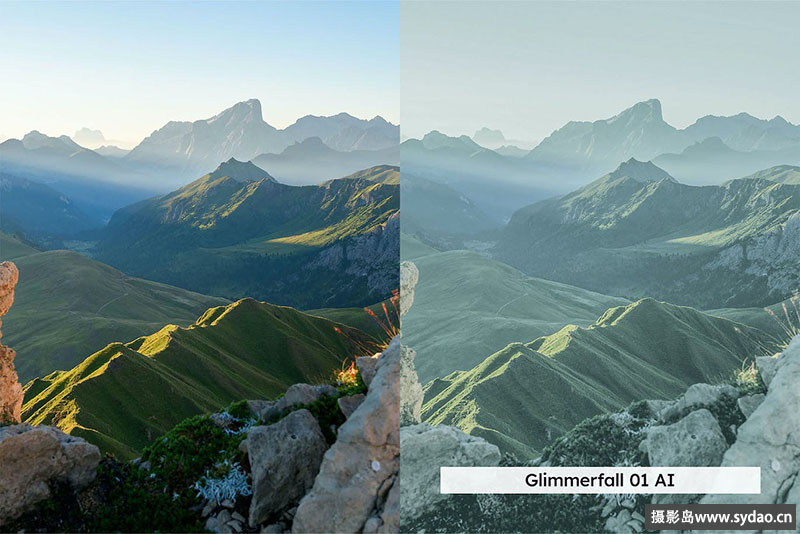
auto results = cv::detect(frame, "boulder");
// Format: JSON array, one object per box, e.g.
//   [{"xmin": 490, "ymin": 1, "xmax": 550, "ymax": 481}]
[
  {"xmin": 658, "ymin": 383, "xmax": 739, "ymax": 423},
  {"xmin": 0, "ymin": 261, "xmax": 22, "ymax": 424},
  {"xmin": 337, "ymin": 393, "xmax": 365, "ymax": 419},
  {"xmin": 400, "ymin": 261, "xmax": 419, "ymax": 317},
  {"xmin": 701, "ymin": 336, "xmax": 800, "ymax": 513},
  {"xmin": 645, "ymin": 409, "xmax": 728, "ymax": 505},
  {"xmin": 357, "ymin": 356, "xmax": 378, "ymax": 388},
  {"xmin": 400, "ymin": 423, "xmax": 501, "ymax": 524},
  {"xmin": 736, "ymin": 393, "xmax": 765, "ymax": 419},
  {"xmin": 756, "ymin": 355, "xmax": 779, "ymax": 389},
  {"xmin": 646, "ymin": 409, "xmax": 728, "ymax": 468},
  {"xmin": 261, "ymin": 383, "xmax": 336, "ymax": 421},
  {"xmin": 292, "ymin": 338, "xmax": 401, "ymax": 533},
  {"xmin": 0, "ymin": 423, "xmax": 101, "ymax": 525},
  {"xmin": 246, "ymin": 409, "xmax": 328, "ymax": 526}
]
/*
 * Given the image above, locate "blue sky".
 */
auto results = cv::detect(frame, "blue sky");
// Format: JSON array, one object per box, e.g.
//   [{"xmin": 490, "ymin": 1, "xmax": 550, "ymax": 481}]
[
  {"xmin": 402, "ymin": 1, "xmax": 800, "ymax": 143},
  {"xmin": 0, "ymin": 1, "xmax": 398, "ymax": 147}
]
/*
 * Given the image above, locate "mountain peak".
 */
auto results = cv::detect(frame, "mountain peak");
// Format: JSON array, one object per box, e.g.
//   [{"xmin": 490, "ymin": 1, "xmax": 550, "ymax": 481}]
[
  {"xmin": 608, "ymin": 158, "xmax": 677, "ymax": 183},
  {"xmin": 209, "ymin": 158, "xmax": 275, "ymax": 182},
  {"xmin": 611, "ymin": 99, "xmax": 663, "ymax": 124},
  {"xmin": 209, "ymin": 99, "xmax": 263, "ymax": 124}
]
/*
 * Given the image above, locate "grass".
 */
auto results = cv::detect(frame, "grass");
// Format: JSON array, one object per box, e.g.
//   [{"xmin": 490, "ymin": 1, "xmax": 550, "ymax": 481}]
[
  {"xmin": 421, "ymin": 298, "xmax": 777, "ymax": 459},
  {"xmin": 496, "ymin": 164, "xmax": 800, "ymax": 309},
  {"xmin": 93, "ymin": 164, "xmax": 399, "ymax": 307},
  {"xmin": 2, "ymin": 247, "xmax": 228, "ymax": 382},
  {"xmin": 402, "ymin": 249, "xmax": 629, "ymax": 383},
  {"xmin": 21, "ymin": 298, "xmax": 375, "ymax": 458}
]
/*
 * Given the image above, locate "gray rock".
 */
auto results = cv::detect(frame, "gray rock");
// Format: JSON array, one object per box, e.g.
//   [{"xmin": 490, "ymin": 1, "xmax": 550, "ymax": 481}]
[
  {"xmin": 400, "ymin": 261, "xmax": 419, "ymax": 317},
  {"xmin": 227, "ymin": 519, "xmax": 243, "ymax": 533},
  {"xmin": 0, "ymin": 424, "xmax": 101, "ymax": 525},
  {"xmin": 659, "ymin": 383, "xmax": 739, "ymax": 423},
  {"xmin": 292, "ymin": 338, "xmax": 402, "ymax": 533},
  {"xmin": 314, "ymin": 384, "xmax": 338, "ymax": 398},
  {"xmin": 737, "ymin": 393, "xmax": 765, "ymax": 419},
  {"xmin": 261, "ymin": 524, "xmax": 283, "ymax": 534},
  {"xmin": 202, "ymin": 499, "xmax": 218, "ymax": 518},
  {"xmin": 220, "ymin": 498, "xmax": 235, "ymax": 509},
  {"xmin": 357, "ymin": 356, "xmax": 378, "ymax": 388},
  {"xmin": 400, "ymin": 423, "xmax": 502, "ymax": 523},
  {"xmin": 337, "ymin": 393, "xmax": 365, "ymax": 418},
  {"xmin": 756, "ymin": 355, "xmax": 779, "ymax": 389},
  {"xmin": 605, "ymin": 509, "xmax": 633, "ymax": 534},
  {"xmin": 231, "ymin": 511, "xmax": 246, "ymax": 523},
  {"xmin": 647, "ymin": 409, "xmax": 728, "ymax": 468},
  {"xmin": 247, "ymin": 409, "xmax": 328, "ymax": 527},
  {"xmin": 262, "ymin": 383, "xmax": 325, "ymax": 421},
  {"xmin": 400, "ymin": 343, "xmax": 423, "ymax": 424},
  {"xmin": 702, "ymin": 336, "xmax": 800, "ymax": 513},
  {"xmin": 646, "ymin": 409, "xmax": 728, "ymax": 505},
  {"xmin": 248, "ymin": 400, "xmax": 276, "ymax": 419}
]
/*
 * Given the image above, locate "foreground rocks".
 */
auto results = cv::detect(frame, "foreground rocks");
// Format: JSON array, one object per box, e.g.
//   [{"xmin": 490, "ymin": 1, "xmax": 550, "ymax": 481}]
[
  {"xmin": 0, "ymin": 424, "xmax": 101, "ymax": 526},
  {"xmin": 245, "ymin": 409, "xmax": 328, "ymax": 526},
  {"xmin": 0, "ymin": 261, "xmax": 22, "ymax": 424},
  {"xmin": 701, "ymin": 336, "xmax": 800, "ymax": 524},
  {"xmin": 400, "ymin": 423, "xmax": 501, "ymax": 524},
  {"xmin": 292, "ymin": 339, "xmax": 402, "ymax": 533}
]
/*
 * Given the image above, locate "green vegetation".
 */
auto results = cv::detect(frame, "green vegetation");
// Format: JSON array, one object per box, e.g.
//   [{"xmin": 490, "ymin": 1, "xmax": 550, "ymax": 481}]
[
  {"xmin": 94, "ymin": 162, "xmax": 399, "ymax": 308},
  {"xmin": 422, "ymin": 298, "xmax": 776, "ymax": 458},
  {"xmin": 1, "ymin": 240, "xmax": 227, "ymax": 382},
  {"xmin": 496, "ymin": 160, "xmax": 800, "ymax": 308},
  {"xmin": 21, "ymin": 298, "xmax": 373, "ymax": 458},
  {"xmin": 403, "ymin": 249, "xmax": 629, "ymax": 383}
]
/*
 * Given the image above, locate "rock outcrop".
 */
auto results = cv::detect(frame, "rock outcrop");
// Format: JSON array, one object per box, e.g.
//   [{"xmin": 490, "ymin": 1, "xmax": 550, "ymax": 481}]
[
  {"xmin": 245, "ymin": 409, "xmax": 328, "ymax": 526},
  {"xmin": 400, "ymin": 423, "xmax": 501, "ymax": 524},
  {"xmin": 292, "ymin": 339, "xmax": 401, "ymax": 533},
  {"xmin": 0, "ymin": 261, "xmax": 22, "ymax": 424},
  {"xmin": 701, "ymin": 336, "xmax": 800, "ymax": 525},
  {"xmin": 0, "ymin": 423, "xmax": 101, "ymax": 526}
]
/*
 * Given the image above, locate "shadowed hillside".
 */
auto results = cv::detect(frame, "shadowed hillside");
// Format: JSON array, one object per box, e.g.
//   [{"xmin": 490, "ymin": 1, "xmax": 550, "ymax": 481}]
[
  {"xmin": 92, "ymin": 162, "xmax": 399, "ymax": 308},
  {"xmin": 0, "ymin": 232, "xmax": 228, "ymax": 382}
]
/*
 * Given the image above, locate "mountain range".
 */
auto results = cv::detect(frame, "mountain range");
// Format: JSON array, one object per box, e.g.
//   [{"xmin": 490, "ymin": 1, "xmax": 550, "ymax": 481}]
[
  {"xmin": 0, "ymin": 173, "xmax": 98, "ymax": 240},
  {"xmin": 252, "ymin": 136, "xmax": 398, "ymax": 185},
  {"xmin": 21, "ymin": 297, "xmax": 372, "ymax": 458},
  {"xmin": 527, "ymin": 99, "xmax": 800, "ymax": 178},
  {"xmin": 125, "ymin": 100, "xmax": 398, "ymax": 182},
  {"xmin": 422, "ymin": 298, "xmax": 775, "ymax": 458},
  {"xmin": 494, "ymin": 159, "xmax": 800, "ymax": 308},
  {"xmin": 92, "ymin": 161, "xmax": 399, "ymax": 308}
]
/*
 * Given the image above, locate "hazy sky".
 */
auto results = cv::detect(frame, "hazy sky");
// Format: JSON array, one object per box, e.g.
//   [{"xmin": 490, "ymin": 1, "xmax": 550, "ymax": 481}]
[
  {"xmin": 401, "ymin": 1, "xmax": 800, "ymax": 144},
  {"xmin": 0, "ymin": 1, "xmax": 398, "ymax": 148}
]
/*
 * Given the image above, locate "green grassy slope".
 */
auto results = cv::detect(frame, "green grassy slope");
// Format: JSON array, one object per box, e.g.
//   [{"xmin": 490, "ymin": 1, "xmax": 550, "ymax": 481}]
[
  {"xmin": 400, "ymin": 232, "xmax": 440, "ymax": 261},
  {"xmin": 422, "ymin": 298, "xmax": 775, "ymax": 459},
  {"xmin": 0, "ymin": 231, "xmax": 40, "ymax": 260},
  {"xmin": 93, "ymin": 161, "xmax": 399, "ymax": 308},
  {"xmin": 2, "ymin": 246, "xmax": 228, "ymax": 382},
  {"xmin": 496, "ymin": 160, "xmax": 800, "ymax": 308},
  {"xmin": 402, "ymin": 250, "xmax": 629, "ymax": 383},
  {"xmin": 739, "ymin": 164, "xmax": 800, "ymax": 185},
  {"xmin": 21, "ymin": 298, "xmax": 373, "ymax": 458}
]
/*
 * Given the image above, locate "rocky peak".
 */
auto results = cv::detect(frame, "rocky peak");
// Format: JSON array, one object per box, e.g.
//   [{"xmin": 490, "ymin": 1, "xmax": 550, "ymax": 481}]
[
  {"xmin": 608, "ymin": 158, "xmax": 677, "ymax": 184},
  {"xmin": 208, "ymin": 158, "xmax": 276, "ymax": 183},
  {"xmin": 608, "ymin": 99, "xmax": 664, "ymax": 125},
  {"xmin": 0, "ymin": 261, "xmax": 22, "ymax": 424}
]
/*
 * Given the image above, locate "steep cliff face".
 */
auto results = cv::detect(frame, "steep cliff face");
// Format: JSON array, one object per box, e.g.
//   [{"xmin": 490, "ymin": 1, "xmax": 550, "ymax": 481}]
[{"xmin": 0, "ymin": 261, "xmax": 21, "ymax": 423}]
